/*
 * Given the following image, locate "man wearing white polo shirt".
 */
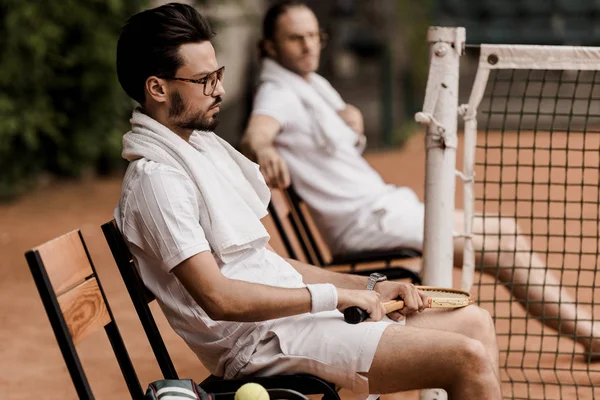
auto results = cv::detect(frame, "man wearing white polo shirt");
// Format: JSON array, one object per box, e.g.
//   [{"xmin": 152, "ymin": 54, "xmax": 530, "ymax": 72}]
[
  {"xmin": 115, "ymin": 2, "xmax": 501, "ymax": 399},
  {"xmin": 242, "ymin": 0, "xmax": 600, "ymax": 359}
]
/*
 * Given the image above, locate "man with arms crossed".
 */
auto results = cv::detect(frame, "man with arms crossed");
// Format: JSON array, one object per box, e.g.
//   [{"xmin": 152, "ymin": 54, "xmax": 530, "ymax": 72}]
[
  {"xmin": 115, "ymin": 3, "xmax": 501, "ymax": 398},
  {"xmin": 241, "ymin": 0, "xmax": 600, "ymax": 358}
]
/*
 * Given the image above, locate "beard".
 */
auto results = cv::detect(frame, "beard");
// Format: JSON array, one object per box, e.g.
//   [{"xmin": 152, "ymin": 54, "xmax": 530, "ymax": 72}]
[{"xmin": 168, "ymin": 90, "xmax": 221, "ymax": 131}]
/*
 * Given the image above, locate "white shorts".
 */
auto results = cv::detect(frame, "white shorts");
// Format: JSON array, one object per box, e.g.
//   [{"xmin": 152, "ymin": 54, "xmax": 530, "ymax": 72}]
[
  {"xmin": 334, "ymin": 187, "xmax": 425, "ymax": 253},
  {"xmin": 234, "ymin": 310, "xmax": 404, "ymax": 394}
]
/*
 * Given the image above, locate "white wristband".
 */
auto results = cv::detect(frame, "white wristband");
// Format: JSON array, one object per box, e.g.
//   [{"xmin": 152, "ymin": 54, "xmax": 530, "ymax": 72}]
[{"xmin": 306, "ymin": 284, "xmax": 338, "ymax": 314}]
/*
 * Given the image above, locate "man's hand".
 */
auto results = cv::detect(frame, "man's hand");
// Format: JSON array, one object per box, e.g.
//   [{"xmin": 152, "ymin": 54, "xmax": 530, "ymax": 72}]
[
  {"xmin": 376, "ymin": 281, "xmax": 428, "ymax": 320},
  {"xmin": 337, "ymin": 104, "xmax": 364, "ymax": 136},
  {"xmin": 336, "ymin": 288, "xmax": 386, "ymax": 322},
  {"xmin": 256, "ymin": 146, "xmax": 291, "ymax": 189}
]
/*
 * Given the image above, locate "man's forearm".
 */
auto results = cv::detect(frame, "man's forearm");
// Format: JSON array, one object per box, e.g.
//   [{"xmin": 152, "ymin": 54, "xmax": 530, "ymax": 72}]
[
  {"xmin": 212, "ymin": 279, "xmax": 313, "ymax": 321},
  {"xmin": 285, "ymin": 257, "xmax": 413, "ymax": 305},
  {"xmin": 285, "ymin": 257, "xmax": 369, "ymax": 290},
  {"xmin": 241, "ymin": 115, "xmax": 282, "ymax": 161},
  {"xmin": 174, "ymin": 250, "xmax": 342, "ymax": 322}
]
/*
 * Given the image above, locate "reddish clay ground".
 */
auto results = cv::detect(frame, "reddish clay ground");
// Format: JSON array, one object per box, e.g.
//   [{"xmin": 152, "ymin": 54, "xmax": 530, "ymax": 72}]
[{"xmin": 2, "ymin": 131, "xmax": 597, "ymax": 399}]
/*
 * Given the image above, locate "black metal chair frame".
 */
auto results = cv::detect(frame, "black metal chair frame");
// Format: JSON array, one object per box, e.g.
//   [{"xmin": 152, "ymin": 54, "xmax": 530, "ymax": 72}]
[
  {"xmin": 101, "ymin": 220, "xmax": 340, "ymax": 400},
  {"xmin": 26, "ymin": 231, "xmax": 144, "ymax": 400},
  {"xmin": 270, "ymin": 186, "xmax": 422, "ymax": 284}
]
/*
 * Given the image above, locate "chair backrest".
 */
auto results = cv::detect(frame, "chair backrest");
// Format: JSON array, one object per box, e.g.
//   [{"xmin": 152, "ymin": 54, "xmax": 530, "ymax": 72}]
[
  {"xmin": 268, "ymin": 187, "xmax": 332, "ymax": 266},
  {"xmin": 269, "ymin": 186, "xmax": 423, "ymax": 281},
  {"xmin": 26, "ymin": 230, "xmax": 143, "ymax": 400},
  {"xmin": 102, "ymin": 221, "xmax": 342, "ymax": 400},
  {"xmin": 101, "ymin": 220, "xmax": 179, "ymax": 380}
]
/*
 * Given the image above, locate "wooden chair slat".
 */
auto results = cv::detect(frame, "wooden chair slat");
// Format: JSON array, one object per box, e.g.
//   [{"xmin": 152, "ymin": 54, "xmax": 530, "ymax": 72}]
[
  {"xmin": 36, "ymin": 231, "xmax": 93, "ymax": 296},
  {"xmin": 268, "ymin": 187, "xmax": 422, "ymax": 284},
  {"xmin": 27, "ymin": 229, "xmax": 143, "ymax": 398},
  {"xmin": 270, "ymin": 189, "xmax": 291, "ymax": 216},
  {"xmin": 58, "ymin": 277, "xmax": 111, "ymax": 345}
]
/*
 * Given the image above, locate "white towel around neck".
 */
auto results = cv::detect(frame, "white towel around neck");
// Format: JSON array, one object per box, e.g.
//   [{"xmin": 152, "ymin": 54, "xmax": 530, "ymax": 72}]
[
  {"xmin": 122, "ymin": 108, "xmax": 271, "ymax": 264},
  {"xmin": 260, "ymin": 58, "xmax": 365, "ymax": 154}
]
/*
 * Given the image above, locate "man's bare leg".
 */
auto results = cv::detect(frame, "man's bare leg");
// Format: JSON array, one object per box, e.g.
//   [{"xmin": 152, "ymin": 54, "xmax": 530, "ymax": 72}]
[
  {"xmin": 367, "ymin": 305, "xmax": 501, "ymax": 399},
  {"xmin": 453, "ymin": 210, "xmax": 600, "ymax": 357},
  {"xmin": 407, "ymin": 305, "xmax": 500, "ymax": 380}
]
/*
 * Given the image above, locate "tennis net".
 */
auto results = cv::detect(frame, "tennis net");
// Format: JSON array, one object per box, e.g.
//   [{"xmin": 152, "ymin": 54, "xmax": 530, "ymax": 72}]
[{"xmin": 463, "ymin": 45, "xmax": 600, "ymax": 399}]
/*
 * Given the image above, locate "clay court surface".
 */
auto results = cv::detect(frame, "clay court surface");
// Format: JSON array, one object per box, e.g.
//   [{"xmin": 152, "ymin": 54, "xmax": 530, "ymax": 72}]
[{"xmin": 2, "ymin": 131, "xmax": 599, "ymax": 399}]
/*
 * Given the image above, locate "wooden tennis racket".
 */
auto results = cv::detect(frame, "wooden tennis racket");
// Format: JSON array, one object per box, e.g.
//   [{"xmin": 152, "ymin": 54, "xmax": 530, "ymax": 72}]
[{"xmin": 344, "ymin": 286, "xmax": 474, "ymax": 324}]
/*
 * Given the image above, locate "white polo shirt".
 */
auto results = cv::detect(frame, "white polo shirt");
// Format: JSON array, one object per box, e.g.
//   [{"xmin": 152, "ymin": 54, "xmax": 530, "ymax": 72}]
[
  {"xmin": 252, "ymin": 81, "xmax": 397, "ymax": 251},
  {"xmin": 117, "ymin": 158, "xmax": 306, "ymax": 378}
]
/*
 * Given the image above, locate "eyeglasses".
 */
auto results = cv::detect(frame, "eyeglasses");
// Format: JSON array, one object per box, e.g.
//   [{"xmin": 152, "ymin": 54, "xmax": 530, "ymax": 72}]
[
  {"xmin": 285, "ymin": 31, "xmax": 328, "ymax": 49},
  {"xmin": 160, "ymin": 66, "xmax": 225, "ymax": 96}
]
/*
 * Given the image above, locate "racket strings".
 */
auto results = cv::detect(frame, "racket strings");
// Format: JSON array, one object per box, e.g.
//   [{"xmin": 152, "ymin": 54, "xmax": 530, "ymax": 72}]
[{"xmin": 423, "ymin": 290, "xmax": 469, "ymax": 299}]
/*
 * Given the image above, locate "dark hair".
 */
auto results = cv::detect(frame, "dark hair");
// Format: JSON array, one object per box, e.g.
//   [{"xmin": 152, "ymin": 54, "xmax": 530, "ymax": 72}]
[
  {"xmin": 117, "ymin": 2, "xmax": 215, "ymax": 104},
  {"xmin": 259, "ymin": 0, "xmax": 308, "ymax": 58}
]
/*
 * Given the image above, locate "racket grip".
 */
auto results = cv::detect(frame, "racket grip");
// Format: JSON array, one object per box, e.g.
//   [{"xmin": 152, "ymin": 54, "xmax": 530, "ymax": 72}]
[
  {"xmin": 344, "ymin": 307, "xmax": 369, "ymax": 324},
  {"xmin": 344, "ymin": 300, "xmax": 405, "ymax": 324}
]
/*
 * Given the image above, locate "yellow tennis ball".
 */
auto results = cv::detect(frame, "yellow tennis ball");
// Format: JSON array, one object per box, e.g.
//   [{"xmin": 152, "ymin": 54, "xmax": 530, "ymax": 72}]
[{"xmin": 234, "ymin": 383, "xmax": 270, "ymax": 400}]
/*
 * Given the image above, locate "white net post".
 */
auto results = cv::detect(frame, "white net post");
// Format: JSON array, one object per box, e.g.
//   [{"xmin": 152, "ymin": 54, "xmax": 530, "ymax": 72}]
[
  {"xmin": 415, "ymin": 26, "xmax": 464, "ymax": 400},
  {"xmin": 417, "ymin": 27, "xmax": 465, "ymax": 287},
  {"xmin": 459, "ymin": 67, "xmax": 489, "ymax": 292}
]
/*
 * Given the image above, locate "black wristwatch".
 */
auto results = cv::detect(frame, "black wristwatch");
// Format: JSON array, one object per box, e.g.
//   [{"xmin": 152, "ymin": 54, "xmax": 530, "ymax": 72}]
[{"xmin": 367, "ymin": 272, "xmax": 387, "ymax": 291}]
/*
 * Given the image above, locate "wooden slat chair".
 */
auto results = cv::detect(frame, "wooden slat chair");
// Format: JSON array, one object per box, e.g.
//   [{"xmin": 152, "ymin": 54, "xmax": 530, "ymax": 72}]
[
  {"xmin": 25, "ymin": 230, "xmax": 143, "ymax": 400},
  {"xmin": 101, "ymin": 220, "xmax": 340, "ymax": 400},
  {"xmin": 269, "ymin": 186, "xmax": 422, "ymax": 284}
]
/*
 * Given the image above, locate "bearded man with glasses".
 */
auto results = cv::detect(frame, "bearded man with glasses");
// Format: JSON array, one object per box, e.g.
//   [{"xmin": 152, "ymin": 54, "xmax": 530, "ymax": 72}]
[{"xmin": 114, "ymin": 2, "xmax": 501, "ymax": 399}]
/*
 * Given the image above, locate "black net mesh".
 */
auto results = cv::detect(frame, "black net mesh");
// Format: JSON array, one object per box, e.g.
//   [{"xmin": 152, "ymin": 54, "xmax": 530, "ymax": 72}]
[{"xmin": 474, "ymin": 68, "xmax": 600, "ymax": 399}]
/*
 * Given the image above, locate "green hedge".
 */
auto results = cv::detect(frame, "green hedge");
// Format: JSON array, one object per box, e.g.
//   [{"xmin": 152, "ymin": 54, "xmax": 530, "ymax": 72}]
[{"xmin": 0, "ymin": 0, "xmax": 148, "ymax": 200}]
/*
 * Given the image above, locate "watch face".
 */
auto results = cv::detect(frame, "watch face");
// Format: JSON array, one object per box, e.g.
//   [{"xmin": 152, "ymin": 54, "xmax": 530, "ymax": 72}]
[{"xmin": 371, "ymin": 273, "xmax": 386, "ymax": 281}]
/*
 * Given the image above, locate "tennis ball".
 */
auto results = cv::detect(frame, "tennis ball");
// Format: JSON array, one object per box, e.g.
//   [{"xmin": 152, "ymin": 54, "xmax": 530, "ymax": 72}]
[{"xmin": 234, "ymin": 383, "xmax": 270, "ymax": 400}]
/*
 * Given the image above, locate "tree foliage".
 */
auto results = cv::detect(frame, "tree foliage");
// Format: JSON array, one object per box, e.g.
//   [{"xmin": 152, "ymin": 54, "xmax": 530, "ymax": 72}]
[{"xmin": 0, "ymin": 0, "xmax": 148, "ymax": 199}]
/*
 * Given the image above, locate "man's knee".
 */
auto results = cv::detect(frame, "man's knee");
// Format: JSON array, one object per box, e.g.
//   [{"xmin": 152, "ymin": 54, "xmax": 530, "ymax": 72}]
[
  {"xmin": 457, "ymin": 336, "xmax": 494, "ymax": 374},
  {"xmin": 478, "ymin": 307, "xmax": 496, "ymax": 335},
  {"xmin": 458, "ymin": 305, "xmax": 496, "ymax": 339}
]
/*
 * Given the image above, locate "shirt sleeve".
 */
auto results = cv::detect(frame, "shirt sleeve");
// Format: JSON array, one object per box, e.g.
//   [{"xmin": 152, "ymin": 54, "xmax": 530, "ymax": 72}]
[
  {"xmin": 251, "ymin": 82, "xmax": 298, "ymax": 130},
  {"xmin": 121, "ymin": 163, "xmax": 211, "ymax": 273}
]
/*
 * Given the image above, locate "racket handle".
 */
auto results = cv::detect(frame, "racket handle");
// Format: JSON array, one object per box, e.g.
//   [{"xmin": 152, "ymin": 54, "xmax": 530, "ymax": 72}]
[
  {"xmin": 383, "ymin": 299, "xmax": 405, "ymax": 313},
  {"xmin": 344, "ymin": 300, "xmax": 405, "ymax": 324},
  {"xmin": 344, "ymin": 307, "xmax": 369, "ymax": 324}
]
